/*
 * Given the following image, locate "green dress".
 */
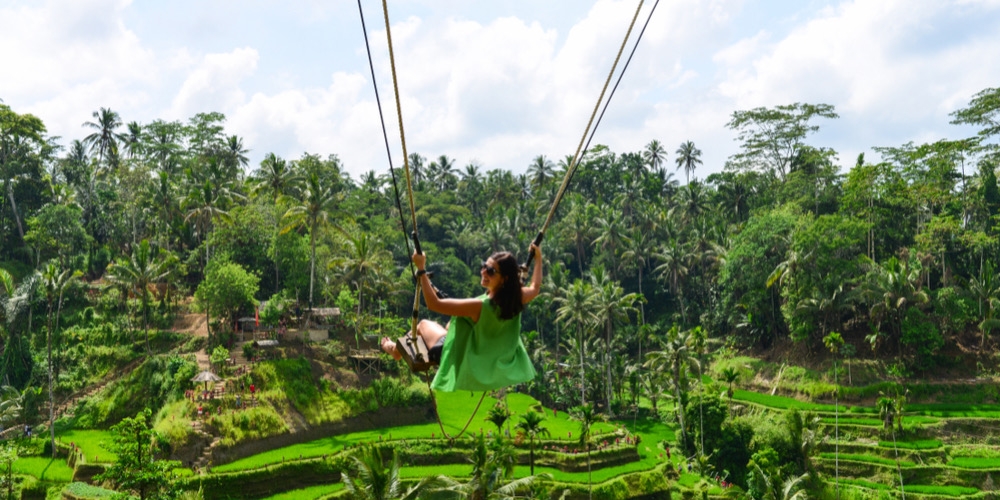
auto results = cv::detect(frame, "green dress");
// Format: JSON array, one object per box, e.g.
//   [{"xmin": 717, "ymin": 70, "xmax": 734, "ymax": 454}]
[{"xmin": 431, "ymin": 295, "xmax": 536, "ymax": 392}]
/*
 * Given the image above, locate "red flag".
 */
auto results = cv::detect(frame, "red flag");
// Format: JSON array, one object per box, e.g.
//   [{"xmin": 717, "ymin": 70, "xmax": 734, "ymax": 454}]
[{"xmin": 255, "ymin": 307, "xmax": 259, "ymax": 327}]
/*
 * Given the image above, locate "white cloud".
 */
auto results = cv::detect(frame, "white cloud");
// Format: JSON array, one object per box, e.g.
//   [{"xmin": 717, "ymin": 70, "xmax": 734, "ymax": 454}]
[
  {"xmin": 168, "ymin": 48, "xmax": 260, "ymax": 121},
  {"xmin": 0, "ymin": 0, "xmax": 157, "ymax": 139},
  {"xmin": 712, "ymin": 0, "xmax": 1000, "ymax": 164}
]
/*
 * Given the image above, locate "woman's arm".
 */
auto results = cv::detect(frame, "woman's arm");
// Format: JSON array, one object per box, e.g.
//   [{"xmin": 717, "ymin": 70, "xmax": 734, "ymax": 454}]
[
  {"xmin": 521, "ymin": 243, "xmax": 543, "ymax": 305},
  {"xmin": 413, "ymin": 252, "xmax": 484, "ymax": 321}
]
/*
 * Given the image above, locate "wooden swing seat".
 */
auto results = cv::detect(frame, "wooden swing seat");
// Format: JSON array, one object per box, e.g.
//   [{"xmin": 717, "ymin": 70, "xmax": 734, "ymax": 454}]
[{"xmin": 396, "ymin": 335, "xmax": 437, "ymax": 373}]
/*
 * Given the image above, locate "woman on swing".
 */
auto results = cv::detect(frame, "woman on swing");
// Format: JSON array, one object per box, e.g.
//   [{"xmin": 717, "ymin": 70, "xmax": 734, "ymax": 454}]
[{"xmin": 381, "ymin": 243, "xmax": 542, "ymax": 392}]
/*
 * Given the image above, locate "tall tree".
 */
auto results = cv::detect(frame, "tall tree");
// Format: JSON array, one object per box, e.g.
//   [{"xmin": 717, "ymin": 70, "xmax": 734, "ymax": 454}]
[
  {"xmin": 0, "ymin": 103, "xmax": 48, "ymax": 244},
  {"xmin": 555, "ymin": 279, "xmax": 597, "ymax": 405},
  {"xmin": 82, "ymin": 107, "xmax": 125, "ymax": 169},
  {"xmin": 589, "ymin": 267, "xmax": 641, "ymax": 415},
  {"xmin": 94, "ymin": 408, "xmax": 177, "ymax": 500},
  {"xmin": 106, "ymin": 240, "xmax": 175, "ymax": 353},
  {"xmin": 645, "ymin": 325, "xmax": 699, "ymax": 453},
  {"xmin": 283, "ymin": 171, "xmax": 344, "ymax": 316},
  {"xmin": 252, "ymin": 153, "xmax": 300, "ymax": 293},
  {"xmin": 643, "ymin": 139, "xmax": 667, "ymax": 174},
  {"xmin": 341, "ymin": 445, "xmax": 442, "ymax": 500},
  {"xmin": 573, "ymin": 403, "xmax": 598, "ymax": 500},
  {"xmin": 675, "ymin": 140, "xmax": 702, "ymax": 184},
  {"xmin": 527, "ymin": 155, "xmax": 555, "ymax": 194},
  {"xmin": 41, "ymin": 262, "xmax": 80, "ymax": 457},
  {"xmin": 726, "ymin": 103, "xmax": 838, "ymax": 182},
  {"xmin": 515, "ymin": 411, "xmax": 550, "ymax": 476},
  {"xmin": 823, "ymin": 331, "xmax": 845, "ymax": 500}
]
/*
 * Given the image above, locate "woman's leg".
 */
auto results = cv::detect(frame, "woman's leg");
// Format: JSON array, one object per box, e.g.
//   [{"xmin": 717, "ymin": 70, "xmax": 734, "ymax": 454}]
[
  {"xmin": 381, "ymin": 319, "xmax": 447, "ymax": 359},
  {"xmin": 416, "ymin": 319, "xmax": 447, "ymax": 348}
]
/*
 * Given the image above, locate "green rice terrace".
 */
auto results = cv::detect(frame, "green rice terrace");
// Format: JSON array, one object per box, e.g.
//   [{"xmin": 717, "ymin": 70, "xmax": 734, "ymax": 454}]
[{"xmin": 3, "ymin": 331, "xmax": 1000, "ymax": 500}]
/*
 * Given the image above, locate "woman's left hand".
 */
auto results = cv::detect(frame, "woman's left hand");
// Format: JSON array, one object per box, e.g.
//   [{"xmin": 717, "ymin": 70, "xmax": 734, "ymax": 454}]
[
  {"xmin": 412, "ymin": 251, "xmax": 427, "ymax": 271},
  {"xmin": 529, "ymin": 243, "xmax": 541, "ymax": 259}
]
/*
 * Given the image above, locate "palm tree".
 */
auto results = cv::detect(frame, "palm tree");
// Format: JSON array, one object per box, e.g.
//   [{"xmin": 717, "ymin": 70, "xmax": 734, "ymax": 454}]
[
  {"xmin": 720, "ymin": 367, "xmax": 739, "ymax": 411},
  {"xmin": 640, "ymin": 371, "xmax": 669, "ymax": 416},
  {"xmin": 0, "ymin": 270, "xmax": 37, "ymax": 389},
  {"xmin": 861, "ymin": 255, "xmax": 929, "ymax": 356},
  {"xmin": 251, "ymin": 153, "xmax": 300, "ymax": 293},
  {"xmin": 407, "ymin": 153, "xmax": 426, "ymax": 188},
  {"xmin": 0, "ymin": 385, "xmax": 21, "ymax": 428},
  {"xmin": 515, "ymin": 411, "xmax": 550, "ymax": 475},
  {"xmin": 438, "ymin": 432, "xmax": 550, "ymax": 500},
  {"xmin": 644, "ymin": 139, "xmax": 667, "ymax": 174},
  {"xmin": 283, "ymin": 172, "xmax": 344, "ymax": 318},
  {"xmin": 560, "ymin": 195, "xmax": 594, "ymax": 275},
  {"xmin": 145, "ymin": 120, "xmax": 183, "ymax": 172},
  {"xmin": 332, "ymin": 232, "xmax": 389, "ymax": 348},
  {"xmin": 41, "ymin": 262, "xmax": 80, "ymax": 457},
  {"xmin": 222, "ymin": 135, "xmax": 250, "ymax": 174},
  {"xmin": 644, "ymin": 326, "xmax": 699, "ymax": 453},
  {"xmin": 555, "ymin": 279, "xmax": 597, "ymax": 405},
  {"xmin": 485, "ymin": 402, "xmax": 511, "ymax": 437},
  {"xmin": 105, "ymin": 240, "xmax": 175, "ymax": 353},
  {"xmin": 527, "ymin": 155, "xmax": 555, "ymax": 194},
  {"xmin": 573, "ymin": 403, "xmax": 598, "ymax": 500},
  {"xmin": 823, "ymin": 332, "xmax": 845, "ymax": 500},
  {"xmin": 621, "ymin": 228, "xmax": 653, "ymax": 326},
  {"xmin": 967, "ymin": 261, "xmax": 1000, "ymax": 349},
  {"xmin": 82, "ymin": 107, "xmax": 124, "ymax": 169},
  {"xmin": 123, "ymin": 121, "xmax": 143, "ymax": 159},
  {"xmin": 341, "ymin": 445, "xmax": 443, "ymax": 500},
  {"xmin": 748, "ymin": 463, "xmax": 809, "ymax": 500},
  {"xmin": 674, "ymin": 140, "xmax": 702, "ymax": 184},
  {"xmin": 591, "ymin": 208, "xmax": 628, "ymax": 280},
  {"xmin": 589, "ymin": 267, "xmax": 641, "ymax": 415},
  {"xmin": 654, "ymin": 239, "xmax": 692, "ymax": 323},
  {"xmin": 427, "ymin": 155, "xmax": 457, "ymax": 191}
]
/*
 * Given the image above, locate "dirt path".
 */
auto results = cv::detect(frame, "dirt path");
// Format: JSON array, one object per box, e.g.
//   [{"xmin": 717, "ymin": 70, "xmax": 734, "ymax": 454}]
[{"xmin": 172, "ymin": 313, "xmax": 209, "ymax": 337}]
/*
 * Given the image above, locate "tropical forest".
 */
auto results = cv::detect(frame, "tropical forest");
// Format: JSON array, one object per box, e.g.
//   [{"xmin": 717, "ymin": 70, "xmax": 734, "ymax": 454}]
[{"xmin": 1, "ymin": 85, "xmax": 1000, "ymax": 500}]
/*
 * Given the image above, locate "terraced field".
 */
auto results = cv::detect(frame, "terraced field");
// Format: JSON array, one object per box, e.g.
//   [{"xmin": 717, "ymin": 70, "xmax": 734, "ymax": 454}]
[{"xmin": 10, "ymin": 382, "xmax": 998, "ymax": 499}]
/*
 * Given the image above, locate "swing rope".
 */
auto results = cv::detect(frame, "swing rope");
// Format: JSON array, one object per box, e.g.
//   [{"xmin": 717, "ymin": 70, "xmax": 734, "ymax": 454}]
[
  {"xmin": 358, "ymin": 0, "xmax": 658, "ymax": 440},
  {"xmin": 361, "ymin": 0, "xmax": 486, "ymax": 440},
  {"xmin": 523, "ymin": 0, "xmax": 652, "ymax": 272}
]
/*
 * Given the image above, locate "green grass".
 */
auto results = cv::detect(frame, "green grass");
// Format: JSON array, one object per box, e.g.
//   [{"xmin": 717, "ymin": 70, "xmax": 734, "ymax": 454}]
[
  {"xmin": 948, "ymin": 457, "xmax": 1000, "ymax": 469},
  {"xmin": 63, "ymin": 482, "xmax": 116, "ymax": 498},
  {"xmin": 908, "ymin": 403, "xmax": 1000, "ymax": 418},
  {"xmin": 839, "ymin": 478, "xmax": 891, "ymax": 491},
  {"xmin": 904, "ymin": 485, "xmax": 979, "ymax": 496},
  {"xmin": 12, "ymin": 457, "xmax": 75, "ymax": 482},
  {"xmin": 215, "ymin": 392, "xmax": 618, "ymax": 473},
  {"xmin": 59, "ymin": 429, "xmax": 117, "ymax": 463},
  {"xmin": 732, "ymin": 390, "xmax": 868, "ymax": 413},
  {"xmin": 878, "ymin": 439, "xmax": 941, "ymax": 450},
  {"xmin": 820, "ymin": 417, "xmax": 882, "ymax": 426},
  {"xmin": 261, "ymin": 482, "xmax": 345, "ymax": 500},
  {"xmin": 820, "ymin": 453, "xmax": 914, "ymax": 468}
]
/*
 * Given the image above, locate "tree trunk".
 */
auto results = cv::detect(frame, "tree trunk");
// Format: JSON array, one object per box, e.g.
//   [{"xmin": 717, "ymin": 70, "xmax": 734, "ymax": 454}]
[
  {"xmin": 46, "ymin": 301, "xmax": 55, "ymax": 458},
  {"xmin": 578, "ymin": 328, "xmax": 586, "ymax": 406},
  {"xmin": 6, "ymin": 183, "xmax": 24, "ymax": 242}
]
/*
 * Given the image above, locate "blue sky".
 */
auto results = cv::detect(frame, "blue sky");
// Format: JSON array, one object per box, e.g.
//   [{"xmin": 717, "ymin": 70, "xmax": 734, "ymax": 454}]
[{"xmin": 2, "ymin": 0, "xmax": 999, "ymax": 181}]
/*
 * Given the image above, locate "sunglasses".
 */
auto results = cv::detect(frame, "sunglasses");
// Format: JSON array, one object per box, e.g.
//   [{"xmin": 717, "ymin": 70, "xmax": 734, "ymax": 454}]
[{"xmin": 480, "ymin": 262, "xmax": 497, "ymax": 276}]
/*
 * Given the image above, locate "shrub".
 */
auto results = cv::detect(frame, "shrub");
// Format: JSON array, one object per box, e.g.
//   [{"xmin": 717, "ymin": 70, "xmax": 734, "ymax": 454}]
[
  {"xmin": 63, "ymin": 481, "xmax": 116, "ymax": 499},
  {"xmin": 74, "ymin": 355, "xmax": 198, "ymax": 428},
  {"xmin": 209, "ymin": 406, "xmax": 289, "ymax": 447},
  {"xmin": 901, "ymin": 308, "xmax": 944, "ymax": 372}
]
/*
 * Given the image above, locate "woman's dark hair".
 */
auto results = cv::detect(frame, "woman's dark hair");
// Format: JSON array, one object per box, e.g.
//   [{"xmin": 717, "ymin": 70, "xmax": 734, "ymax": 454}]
[{"xmin": 489, "ymin": 251, "xmax": 523, "ymax": 320}]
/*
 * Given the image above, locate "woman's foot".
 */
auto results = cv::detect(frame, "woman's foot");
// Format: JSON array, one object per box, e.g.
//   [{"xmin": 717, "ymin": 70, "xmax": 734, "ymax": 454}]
[{"xmin": 381, "ymin": 337, "xmax": 403, "ymax": 360}]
